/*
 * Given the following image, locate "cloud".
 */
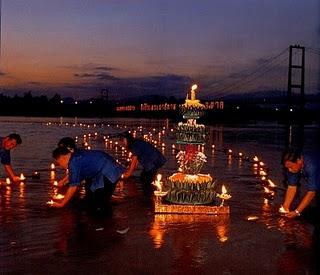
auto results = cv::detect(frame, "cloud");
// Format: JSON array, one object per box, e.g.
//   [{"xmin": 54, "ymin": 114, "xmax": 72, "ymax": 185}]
[{"xmin": 93, "ymin": 66, "xmax": 116, "ymax": 71}]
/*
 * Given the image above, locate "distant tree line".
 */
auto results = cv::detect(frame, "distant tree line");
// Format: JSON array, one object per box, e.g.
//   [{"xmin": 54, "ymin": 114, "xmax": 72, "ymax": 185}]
[{"xmin": 0, "ymin": 91, "xmax": 319, "ymax": 123}]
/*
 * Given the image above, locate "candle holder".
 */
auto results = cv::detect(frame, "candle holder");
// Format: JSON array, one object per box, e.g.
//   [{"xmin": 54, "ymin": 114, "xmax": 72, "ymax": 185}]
[{"xmin": 216, "ymin": 185, "xmax": 231, "ymax": 206}]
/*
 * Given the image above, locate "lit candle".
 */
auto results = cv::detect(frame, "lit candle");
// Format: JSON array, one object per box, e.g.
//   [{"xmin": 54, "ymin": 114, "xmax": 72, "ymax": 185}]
[
  {"xmin": 20, "ymin": 173, "xmax": 26, "ymax": 181},
  {"xmin": 217, "ymin": 185, "xmax": 231, "ymax": 206},
  {"xmin": 6, "ymin": 178, "xmax": 11, "ymax": 185},
  {"xmin": 53, "ymin": 181, "xmax": 58, "ymax": 186},
  {"xmin": 190, "ymin": 84, "xmax": 198, "ymax": 101},
  {"xmin": 50, "ymin": 163, "xmax": 55, "ymax": 170},
  {"xmin": 46, "ymin": 200, "xmax": 54, "ymax": 205},
  {"xmin": 268, "ymin": 179, "xmax": 277, "ymax": 188}
]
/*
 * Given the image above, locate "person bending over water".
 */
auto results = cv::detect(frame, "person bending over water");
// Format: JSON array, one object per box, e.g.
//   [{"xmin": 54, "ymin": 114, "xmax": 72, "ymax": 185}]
[
  {"xmin": 279, "ymin": 147, "xmax": 320, "ymax": 219},
  {"xmin": 0, "ymin": 133, "xmax": 23, "ymax": 182},
  {"xmin": 50, "ymin": 147, "xmax": 125, "ymax": 210},
  {"xmin": 119, "ymin": 131, "xmax": 166, "ymax": 187},
  {"xmin": 55, "ymin": 137, "xmax": 77, "ymax": 187}
]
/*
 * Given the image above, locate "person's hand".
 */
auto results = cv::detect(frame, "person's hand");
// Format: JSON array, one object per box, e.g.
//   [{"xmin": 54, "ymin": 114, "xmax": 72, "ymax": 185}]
[
  {"xmin": 286, "ymin": 210, "xmax": 300, "ymax": 219},
  {"xmin": 122, "ymin": 172, "xmax": 131, "ymax": 180},
  {"xmin": 56, "ymin": 180, "xmax": 65, "ymax": 187},
  {"xmin": 47, "ymin": 200, "xmax": 64, "ymax": 208},
  {"xmin": 12, "ymin": 175, "xmax": 22, "ymax": 182}
]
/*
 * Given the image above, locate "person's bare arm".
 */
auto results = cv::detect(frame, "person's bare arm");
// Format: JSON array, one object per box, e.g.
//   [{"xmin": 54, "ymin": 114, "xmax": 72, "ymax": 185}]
[
  {"xmin": 282, "ymin": 185, "xmax": 297, "ymax": 211},
  {"xmin": 286, "ymin": 191, "xmax": 316, "ymax": 218},
  {"xmin": 123, "ymin": 156, "xmax": 138, "ymax": 179},
  {"xmin": 4, "ymin": 165, "xmax": 21, "ymax": 182},
  {"xmin": 50, "ymin": 185, "xmax": 78, "ymax": 208}
]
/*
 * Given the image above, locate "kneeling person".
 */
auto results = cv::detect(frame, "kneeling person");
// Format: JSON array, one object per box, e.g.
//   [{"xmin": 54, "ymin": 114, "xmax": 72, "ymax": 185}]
[{"xmin": 50, "ymin": 147, "xmax": 126, "ymax": 210}]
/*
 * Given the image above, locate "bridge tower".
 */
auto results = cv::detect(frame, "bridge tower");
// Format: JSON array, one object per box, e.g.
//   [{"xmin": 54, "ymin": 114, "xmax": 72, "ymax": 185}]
[
  {"xmin": 101, "ymin": 88, "xmax": 109, "ymax": 103},
  {"xmin": 287, "ymin": 45, "xmax": 305, "ymax": 111}
]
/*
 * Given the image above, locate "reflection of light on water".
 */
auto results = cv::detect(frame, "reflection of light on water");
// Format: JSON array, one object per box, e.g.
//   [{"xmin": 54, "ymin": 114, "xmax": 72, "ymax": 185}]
[
  {"xmin": 216, "ymin": 219, "xmax": 229, "ymax": 243},
  {"xmin": 50, "ymin": 171, "xmax": 55, "ymax": 180},
  {"xmin": 227, "ymin": 155, "xmax": 232, "ymax": 167},
  {"xmin": 19, "ymin": 182, "xmax": 25, "ymax": 199},
  {"xmin": 5, "ymin": 186, "xmax": 12, "ymax": 207},
  {"xmin": 150, "ymin": 215, "xmax": 166, "ymax": 249},
  {"xmin": 79, "ymin": 186, "xmax": 86, "ymax": 199}
]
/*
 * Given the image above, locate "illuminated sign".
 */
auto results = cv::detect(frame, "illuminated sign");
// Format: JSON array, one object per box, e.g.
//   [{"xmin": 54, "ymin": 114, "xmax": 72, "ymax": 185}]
[{"xmin": 116, "ymin": 101, "xmax": 224, "ymax": 112}]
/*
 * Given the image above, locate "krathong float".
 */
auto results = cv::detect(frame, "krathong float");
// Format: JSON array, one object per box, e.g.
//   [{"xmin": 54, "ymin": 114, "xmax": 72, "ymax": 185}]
[{"xmin": 153, "ymin": 84, "xmax": 230, "ymax": 214}]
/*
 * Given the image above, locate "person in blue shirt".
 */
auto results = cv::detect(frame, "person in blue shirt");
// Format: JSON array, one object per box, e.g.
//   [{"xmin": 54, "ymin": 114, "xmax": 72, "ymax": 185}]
[
  {"xmin": 279, "ymin": 147, "xmax": 320, "ymax": 218},
  {"xmin": 0, "ymin": 133, "xmax": 22, "ymax": 182},
  {"xmin": 55, "ymin": 137, "xmax": 77, "ymax": 188},
  {"xmin": 50, "ymin": 147, "xmax": 126, "ymax": 210},
  {"xmin": 120, "ymin": 131, "xmax": 166, "ymax": 187}
]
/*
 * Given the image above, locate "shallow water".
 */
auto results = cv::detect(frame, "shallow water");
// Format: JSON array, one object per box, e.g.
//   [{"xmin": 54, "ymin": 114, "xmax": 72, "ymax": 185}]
[{"xmin": 0, "ymin": 117, "xmax": 319, "ymax": 274}]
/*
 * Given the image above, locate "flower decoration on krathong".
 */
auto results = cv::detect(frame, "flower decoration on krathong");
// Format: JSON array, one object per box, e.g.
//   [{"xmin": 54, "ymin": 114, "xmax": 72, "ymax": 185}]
[{"xmin": 176, "ymin": 145, "xmax": 207, "ymax": 175}]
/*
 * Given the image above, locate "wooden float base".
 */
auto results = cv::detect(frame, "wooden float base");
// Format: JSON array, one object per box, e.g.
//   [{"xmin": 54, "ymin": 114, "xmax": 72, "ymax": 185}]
[{"xmin": 154, "ymin": 197, "xmax": 229, "ymax": 215}]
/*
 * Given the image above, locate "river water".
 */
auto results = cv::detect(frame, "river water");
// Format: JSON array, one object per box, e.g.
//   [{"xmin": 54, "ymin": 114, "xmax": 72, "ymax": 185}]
[{"xmin": 0, "ymin": 116, "xmax": 319, "ymax": 274}]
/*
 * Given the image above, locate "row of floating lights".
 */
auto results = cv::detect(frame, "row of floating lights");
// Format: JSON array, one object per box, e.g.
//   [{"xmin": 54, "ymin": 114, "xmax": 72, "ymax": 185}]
[{"xmin": 1, "ymin": 122, "xmax": 278, "ymax": 208}]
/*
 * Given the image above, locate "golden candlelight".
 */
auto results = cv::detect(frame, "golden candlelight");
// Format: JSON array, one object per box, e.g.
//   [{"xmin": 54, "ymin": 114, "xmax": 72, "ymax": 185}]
[
  {"xmin": 238, "ymin": 152, "xmax": 243, "ymax": 157},
  {"xmin": 190, "ymin": 84, "xmax": 198, "ymax": 100},
  {"xmin": 268, "ymin": 179, "xmax": 277, "ymax": 188},
  {"xmin": 50, "ymin": 163, "xmax": 55, "ymax": 170},
  {"xmin": 6, "ymin": 178, "xmax": 11, "ymax": 185},
  {"xmin": 259, "ymin": 170, "xmax": 267, "ymax": 176},
  {"xmin": 46, "ymin": 200, "xmax": 54, "ymax": 205},
  {"xmin": 52, "ymin": 193, "xmax": 65, "ymax": 200},
  {"xmin": 228, "ymin": 149, "xmax": 232, "ymax": 154},
  {"xmin": 53, "ymin": 181, "xmax": 58, "ymax": 186},
  {"xmin": 253, "ymin": 156, "xmax": 259, "ymax": 162},
  {"xmin": 217, "ymin": 185, "xmax": 231, "ymax": 206},
  {"xmin": 20, "ymin": 173, "xmax": 26, "ymax": 181}
]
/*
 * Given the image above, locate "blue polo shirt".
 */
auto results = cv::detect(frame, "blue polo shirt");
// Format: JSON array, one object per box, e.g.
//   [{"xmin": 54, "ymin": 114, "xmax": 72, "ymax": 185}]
[
  {"xmin": 0, "ymin": 137, "xmax": 11, "ymax": 165},
  {"xmin": 68, "ymin": 150, "xmax": 126, "ymax": 192},
  {"xmin": 129, "ymin": 139, "xmax": 166, "ymax": 172},
  {"xmin": 287, "ymin": 153, "xmax": 320, "ymax": 191}
]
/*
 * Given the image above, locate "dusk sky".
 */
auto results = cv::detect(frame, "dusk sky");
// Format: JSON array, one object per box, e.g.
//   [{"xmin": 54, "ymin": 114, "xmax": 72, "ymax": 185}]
[{"xmin": 0, "ymin": 0, "xmax": 319, "ymax": 100}]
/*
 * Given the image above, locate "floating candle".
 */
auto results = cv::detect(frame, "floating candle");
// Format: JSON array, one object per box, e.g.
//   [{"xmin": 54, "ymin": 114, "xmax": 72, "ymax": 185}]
[{"xmin": 20, "ymin": 173, "xmax": 26, "ymax": 181}]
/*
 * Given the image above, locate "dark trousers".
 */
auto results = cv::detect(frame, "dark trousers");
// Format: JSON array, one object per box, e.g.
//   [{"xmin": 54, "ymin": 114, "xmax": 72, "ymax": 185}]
[
  {"xmin": 140, "ymin": 167, "xmax": 158, "ymax": 187},
  {"xmin": 85, "ymin": 177, "xmax": 117, "ymax": 212}
]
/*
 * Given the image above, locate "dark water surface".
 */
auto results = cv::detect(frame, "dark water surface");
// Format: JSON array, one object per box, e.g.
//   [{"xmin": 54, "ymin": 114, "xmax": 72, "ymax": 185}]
[{"xmin": 0, "ymin": 117, "xmax": 319, "ymax": 274}]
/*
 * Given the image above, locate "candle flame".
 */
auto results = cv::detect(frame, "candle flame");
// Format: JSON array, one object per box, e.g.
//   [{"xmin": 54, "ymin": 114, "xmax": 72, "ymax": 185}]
[
  {"xmin": 253, "ymin": 156, "xmax": 259, "ymax": 162},
  {"xmin": 222, "ymin": 185, "xmax": 227, "ymax": 194},
  {"xmin": 156, "ymin": 174, "xmax": 162, "ymax": 182},
  {"xmin": 191, "ymin": 84, "xmax": 198, "ymax": 91},
  {"xmin": 268, "ymin": 179, "xmax": 277, "ymax": 188},
  {"xmin": 6, "ymin": 178, "xmax": 11, "ymax": 185},
  {"xmin": 20, "ymin": 173, "xmax": 26, "ymax": 181},
  {"xmin": 53, "ymin": 181, "xmax": 58, "ymax": 186},
  {"xmin": 51, "ymin": 163, "xmax": 55, "ymax": 170}
]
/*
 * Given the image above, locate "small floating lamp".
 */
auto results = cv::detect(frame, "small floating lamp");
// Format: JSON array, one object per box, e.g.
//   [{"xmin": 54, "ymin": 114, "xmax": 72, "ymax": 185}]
[
  {"xmin": 217, "ymin": 185, "xmax": 231, "ymax": 206},
  {"xmin": 20, "ymin": 173, "xmax": 26, "ymax": 181}
]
